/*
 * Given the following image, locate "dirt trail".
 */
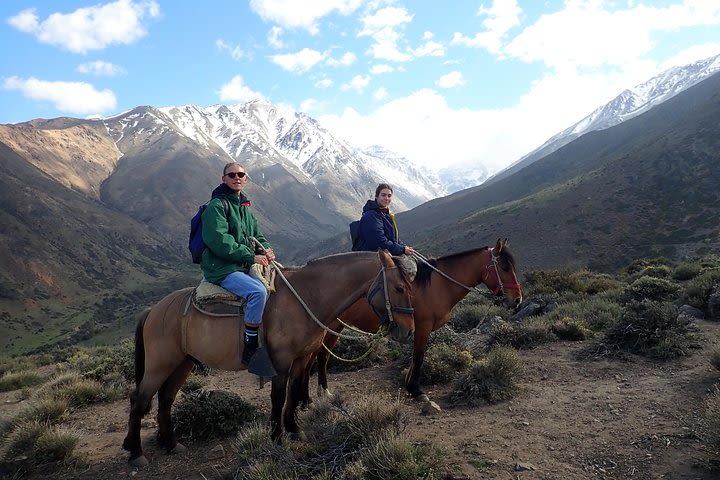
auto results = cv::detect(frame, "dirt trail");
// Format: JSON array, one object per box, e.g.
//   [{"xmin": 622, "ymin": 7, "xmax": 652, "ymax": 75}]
[{"xmin": 2, "ymin": 321, "xmax": 719, "ymax": 480}]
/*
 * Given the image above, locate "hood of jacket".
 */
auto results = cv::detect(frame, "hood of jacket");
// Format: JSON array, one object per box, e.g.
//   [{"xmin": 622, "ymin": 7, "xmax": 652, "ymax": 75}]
[{"xmin": 211, "ymin": 183, "xmax": 250, "ymax": 206}]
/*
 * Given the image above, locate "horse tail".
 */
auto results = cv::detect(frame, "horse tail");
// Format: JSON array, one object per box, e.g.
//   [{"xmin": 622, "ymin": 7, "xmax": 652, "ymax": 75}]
[{"xmin": 134, "ymin": 308, "xmax": 150, "ymax": 388}]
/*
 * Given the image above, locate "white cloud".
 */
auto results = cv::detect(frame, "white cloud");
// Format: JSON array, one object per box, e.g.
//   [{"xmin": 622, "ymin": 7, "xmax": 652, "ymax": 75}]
[
  {"xmin": 436, "ymin": 71, "xmax": 465, "ymax": 88},
  {"xmin": 660, "ymin": 42, "xmax": 720, "ymax": 70},
  {"xmin": 341, "ymin": 74, "xmax": 371, "ymax": 93},
  {"xmin": 267, "ymin": 26, "xmax": 285, "ymax": 48},
  {"xmin": 300, "ymin": 98, "xmax": 318, "ymax": 112},
  {"xmin": 360, "ymin": 6, "xmax": 413, "ymax": 62},
  {"xmin": 249, "ymin": 0, "xmax": 362, "ymax": 34},
  {"xmin": 451, "ymin": 0, "xmax": 522, "ymax": 53},
  {"xmin": 271, "ymin": 48, "xmax": 325, "ymax": 73},
  {"xmin": 315, "ymin": 78, "xmax": 334, "ymax": 88},
  {"xmin": 218, "ymin": 75, "xmax": 265, "ymax": 102},
  {"xmin": 3, "ymin": 76, "xmax": 116, "ymax": 114},
  {"xmin": 370, "ymin": 64, "xmax": 395, "ymax": 74},
  {"xmin": 7, "ymin": 1, "xmax": 160, "ymax": 54},
  {"xmin": 414, "ymin": 40, "xmax": 445, "ymax": 57},
  {"xmin": 374, "ymin": 87, "xmax": 388, "ymax": 100},
  {"xmin": 326, "ymin": 51, "xmax": 357, "ymax": 67},
  {"xmin": 216, "ymin": 39, "xmax": 245, "ymax": 60},
  {"xmin": 77, "ymin": 60, "xmax": 126, "ymax": 76}
]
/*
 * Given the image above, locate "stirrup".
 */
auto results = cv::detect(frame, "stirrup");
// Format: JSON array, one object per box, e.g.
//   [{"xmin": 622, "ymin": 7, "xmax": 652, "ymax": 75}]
[{"xmin": 248, "ymin": 346, "xmax": 276, "ymax": 377}]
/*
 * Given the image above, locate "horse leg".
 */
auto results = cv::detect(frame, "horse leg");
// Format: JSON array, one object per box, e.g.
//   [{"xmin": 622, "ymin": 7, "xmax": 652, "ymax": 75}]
[
  {"xmin": 317, "ymin": 334, "xmax": 340, "ymax": 398},
  {"xmin": 284, "ymin": 356, "xmax": 310, "ymax": 441},
  {"xmin": 405, "ymin": 327, "xmax": 432, "ymax": 400},
  {"xmin": 156, "ymin": 357, "xmax": 194, "ymax": 453},
  {"xmin": 123, "ymin": 371, "xmax": 169, "ymax": 466},
  {"xmin": 270, "ymin": 372, "xmax": 288, "ymax": 442},
  {"xmin": 300, "ymin": 350, "xmax": 318, "ymax": 410}
]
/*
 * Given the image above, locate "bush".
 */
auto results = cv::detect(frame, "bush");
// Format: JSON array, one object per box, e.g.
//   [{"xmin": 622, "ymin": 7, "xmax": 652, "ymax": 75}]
[
  {"xmin": 624, "ymin": 276, "xmax": 680, "ymax": 302},
  {"xmin": 583, "ymin": 300, "xmax": 700, "ymax": 359},
  {"xmin": 624, "ymin": 257, "xmax": 674, "ymax": 276},
  {"xmin": 327, "ymin": 336, "xmax": 400, "ymax": 373},
  {"xmin": 551, "ymin": 317, "xmax": 593, "ymax": 341},
  {"xmin": 0, "ymin": 371, "xmax": 44, "ymax": 392},
  {"xmin": 450, "ymin": 303, "xmax": 509, "ymax": 332},
  {"xmin": 522, "ymin": 270, "xmax": 584, "ymax": 296},
  {"xmin": 172, "ymin": 390, "xmax": 259, "ymax": 441},
  {"xmin": 450, "ymin": 347, "xmax": 523, "ymax": 406},
  {"xmin": 710, "ymin": 347, "xmax": 720, "ymax": 372},
  {"xmin": 684, "ymin": 269, "xmax": 720, "ymax": 310},
  {"xmin": 353, "ymin": 435, "xmax": 444, "ymax": 480},
  {"xmin": 486, "ymin": 319, "xmax": 556, "ymax": 350},
  {"xmin": 180, "ymin": 374, "xmax": 207, "ymax": 394},
  {"xmin": 673, "ymin": 261, "xmax": 703, "ymax": 281},
  {"xmin": 34, "ymin": 372, "xmax": 122, "ymax": 406},
  {"xmin": 65, "ymin": 339, "xmax": 135, "ymax": 383},
  {"xmin": 703, "ymin": 384, "xmax": 720, "ymax": 447},
  {"xmin": 633, "ymin": 265, "xmax": 672, "ymax": 280},
  {"xmin": 416, "ymin": 344, "xmax": 473, "ymax": 385},
  {"xmin": 540, "ymin": 297, "xmax": 622, "ymax": 331},
  {"xmin": 0, "ymin": 357, "xmax": 38, "ymax": 376},
  {"xmin": 34, "ymin": 427, "xmax": 79, "ymax": 462}
]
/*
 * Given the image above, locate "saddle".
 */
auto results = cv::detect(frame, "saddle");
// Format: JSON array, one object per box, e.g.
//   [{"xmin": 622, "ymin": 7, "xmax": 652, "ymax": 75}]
[{"xmin": 191, "ymin": 264, "xmax": 280, "ymax": 316}]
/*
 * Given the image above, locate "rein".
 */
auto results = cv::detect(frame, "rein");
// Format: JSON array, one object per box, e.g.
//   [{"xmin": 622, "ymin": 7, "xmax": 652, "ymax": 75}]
[{"xmin": 411, "ymin": 249, "xmax": 520, "ymax": 300}]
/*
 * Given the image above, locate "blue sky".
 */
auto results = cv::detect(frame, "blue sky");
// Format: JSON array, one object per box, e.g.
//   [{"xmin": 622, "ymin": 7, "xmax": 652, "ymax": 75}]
[{"xmin": 1, "ymin": 1, "xmax": 719, "ymax": 174}]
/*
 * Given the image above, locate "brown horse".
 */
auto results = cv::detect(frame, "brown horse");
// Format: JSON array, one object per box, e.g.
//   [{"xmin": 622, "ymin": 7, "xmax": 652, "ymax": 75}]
[
  {"xmin": 122, "ymin": 250, "xmax": 415, "ymax": 466},
  {"xmin": 305, "ymin": 239, "xmax": 522, "ymax": 405}
]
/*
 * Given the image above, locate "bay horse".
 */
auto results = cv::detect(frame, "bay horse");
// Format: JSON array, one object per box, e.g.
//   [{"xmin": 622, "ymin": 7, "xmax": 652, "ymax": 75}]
[
  {"xmin": 305, "ymin": 239, "xmax": 522, "ymax": 405},
  {"xmin": 122, "ymin": 250, "xmax": 415, "ymax": 466}
]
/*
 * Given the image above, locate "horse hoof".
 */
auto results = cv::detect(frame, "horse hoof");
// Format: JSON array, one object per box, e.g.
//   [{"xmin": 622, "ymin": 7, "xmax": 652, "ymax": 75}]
[
  {"xmin": 415, "ymin": 394, "xmax": 430, "ymax": 403},
  {"xmin": 170, "ymin": 442, "xmax": 188, "ymax": 454},
  {"xmin": 129, "ymin": 455, "xmax": 149, "ymax": 468},
  {"xmin": 288, "ymin": 431, "xmax": 306, "ymax": 442}
]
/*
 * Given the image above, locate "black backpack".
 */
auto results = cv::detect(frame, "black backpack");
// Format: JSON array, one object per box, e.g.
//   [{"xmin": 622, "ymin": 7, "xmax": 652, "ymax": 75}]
[
  {"xmin": 349, "ymin": 220, "xmax": 362, "ymax": 251},
  {"xmin": 188, "ymin": 198, "xmax": 229, "ymax": 264}
]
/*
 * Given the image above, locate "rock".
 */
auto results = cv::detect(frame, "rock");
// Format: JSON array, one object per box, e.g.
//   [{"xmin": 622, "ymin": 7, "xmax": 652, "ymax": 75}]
[
  {"xmin": 511, "ymin": 302, "xmax": 542, "ymax": 322},
  {"xmin": 514, "ymin": 462, "xmax": 536, "ymax": 471},
  {"xmin": 543, "ymin": 302, "xmax": 559, "ymax": 314},
  {"xmin": 421, "ymin": 400, "xmax": 442, "ymax": 415}
]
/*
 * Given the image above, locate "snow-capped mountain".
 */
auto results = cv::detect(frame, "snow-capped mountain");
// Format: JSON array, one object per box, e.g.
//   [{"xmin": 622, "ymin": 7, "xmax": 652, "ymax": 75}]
[
  {"xmin": 148, "ymin": 101, "xmax": 446, "ymax": 214},
  {"xmin": 489, "ymin": 53, "xmax": 720, "ymax": 185}
]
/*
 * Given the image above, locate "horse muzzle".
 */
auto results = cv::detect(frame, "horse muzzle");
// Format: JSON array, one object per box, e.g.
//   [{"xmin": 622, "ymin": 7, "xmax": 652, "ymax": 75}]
[{"xmin": 388, "ymin": 321, "xmax": 414, "ymax": 344}]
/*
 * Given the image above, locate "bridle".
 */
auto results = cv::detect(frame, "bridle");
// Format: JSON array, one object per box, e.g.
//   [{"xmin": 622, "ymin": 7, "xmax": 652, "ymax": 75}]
[
  {"xmin": 482, "ymin": 248, "xmax": 523, "ymax": 298},
  {"xmin": 412, "ymin": 248, "xmax": 522, "ymax": 302},
  {"xmin": 367, "ymin": 263, "xmax": 415, "ymax": 330}
]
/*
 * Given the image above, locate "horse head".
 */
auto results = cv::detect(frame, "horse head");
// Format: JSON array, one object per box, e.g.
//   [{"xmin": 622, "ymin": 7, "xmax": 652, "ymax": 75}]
[
  {"xmin": 366, "ymin": 250, "xmax": 415, "ymax": 344},
  {"xmin": 482, "ymin": 238, "xmax": 523, "ymax": 310}
]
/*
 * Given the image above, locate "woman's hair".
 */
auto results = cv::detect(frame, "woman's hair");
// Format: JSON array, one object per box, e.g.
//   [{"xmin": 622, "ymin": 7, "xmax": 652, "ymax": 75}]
[
  {"xmin": 223, "ymin": 162, "xmax": 246, "ymax": 175},
  {"xmin": 375, "ymin": 183, "xmax": 393, "ymax": 198}
]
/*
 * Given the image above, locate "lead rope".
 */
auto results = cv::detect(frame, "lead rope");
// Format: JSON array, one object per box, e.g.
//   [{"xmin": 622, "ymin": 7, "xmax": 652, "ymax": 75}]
[
  {"xmin": 411, "ymin": 251, "xmax": 497, "ymax": 300},
  {"xmin": 250, "ymin": 237, "xmax": 375, "ymax": 340}
]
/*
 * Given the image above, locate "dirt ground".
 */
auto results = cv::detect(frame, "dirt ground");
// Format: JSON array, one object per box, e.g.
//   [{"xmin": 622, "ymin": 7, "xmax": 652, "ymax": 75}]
[{"xmin": 2, "ymin": 320, "xmax": 719, "ymax": 480}]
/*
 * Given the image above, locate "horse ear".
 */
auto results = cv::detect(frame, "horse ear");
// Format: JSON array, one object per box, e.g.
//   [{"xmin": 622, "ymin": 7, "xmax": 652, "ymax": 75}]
[
  {"xmin": 378, "ymin": 249, "xmax": 394, "ymax": 267},
  {"xmin": 495, "ymin": 238, "xmax": 504, "ymax": 252}
]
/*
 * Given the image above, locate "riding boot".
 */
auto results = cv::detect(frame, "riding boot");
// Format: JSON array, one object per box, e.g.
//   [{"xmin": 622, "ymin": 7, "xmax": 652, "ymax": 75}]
[{"xmin": 242, "ymin": 334, "xmax": 258, "ymax": 366}]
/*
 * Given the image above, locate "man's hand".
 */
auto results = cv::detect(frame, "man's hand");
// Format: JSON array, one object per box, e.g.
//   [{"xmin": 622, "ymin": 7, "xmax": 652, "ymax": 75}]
[
  {"xmin": 254, "ymin": 254, "xmax": 269, "ymax": 266},
  {"xmin": 264, "ymin": 248, "xmax": 276, "ymax": 262}
]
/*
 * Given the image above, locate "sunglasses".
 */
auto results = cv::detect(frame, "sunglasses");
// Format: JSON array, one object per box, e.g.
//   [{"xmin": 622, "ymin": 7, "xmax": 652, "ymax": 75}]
[{"xmin": 225, "ymin": 171, "xmax": 247, "ymax": 179}]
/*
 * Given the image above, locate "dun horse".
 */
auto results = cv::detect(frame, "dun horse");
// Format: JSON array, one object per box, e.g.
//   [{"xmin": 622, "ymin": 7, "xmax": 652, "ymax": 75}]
[
  {"xmin": 123, "ymin": 250, "xmax": 415, "ymax": 466},
  {"xmin": 305, "ymin": 239, "xmax": 522, "ymax": 404}
]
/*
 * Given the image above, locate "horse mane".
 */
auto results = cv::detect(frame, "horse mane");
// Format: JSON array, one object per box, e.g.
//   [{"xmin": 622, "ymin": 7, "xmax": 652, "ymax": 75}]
[{"xmin": 414, "ymin": 246, "xmax": 517, "ymax": 287}]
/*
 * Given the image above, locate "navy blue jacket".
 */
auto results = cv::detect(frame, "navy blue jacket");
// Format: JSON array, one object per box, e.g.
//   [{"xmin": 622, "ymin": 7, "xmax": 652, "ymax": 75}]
[{"xmin": 357, "ymin": 200, "xmax": 406, "ymax": 256}]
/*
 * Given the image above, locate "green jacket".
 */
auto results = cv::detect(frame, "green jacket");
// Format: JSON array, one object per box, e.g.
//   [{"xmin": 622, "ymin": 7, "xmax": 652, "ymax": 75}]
[{"xmin": 200, "ymin": 185, "xmax": 271, "ymax": 284}]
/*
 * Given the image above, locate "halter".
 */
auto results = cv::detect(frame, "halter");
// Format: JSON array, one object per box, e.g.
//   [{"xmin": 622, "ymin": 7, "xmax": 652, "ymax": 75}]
[
  {"xmin": 367, "ymin": 264, "xmax": 415, "ymax": 329},
  {"xmin": 412, "ymin": 248, "xmax": 521, "ymax": 301},
  {"xmin": 483, "ymin": 248, "xmax": 523, "ymax": 298}
]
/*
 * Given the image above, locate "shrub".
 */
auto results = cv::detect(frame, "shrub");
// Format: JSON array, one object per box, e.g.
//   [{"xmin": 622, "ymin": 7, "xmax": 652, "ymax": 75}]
[
  {"xmin": 34, "ymin": 427, "xmax": 79, "ymax": 462},
  {"xmin": 684, "ymin": 269, "xmax": 720, "ymax": 310},
  {"xmin": 624, "ymin": 257, "xmax": 674, "ymax": 276},
  {"xmin": 326, "ymin": 336, "xmax": 400, "ymax": 373},
  {"xmin": 353, "ymin": 435, "xmax": 444, "ymax": 480},
  {"xmin": 0, "ymin": 371, "xmax": 44, "ymax": 392},
  {"xmin": 710, "ymin": 347, "xmax": 720, "ymax": 372},
  {"xmin": 624, "ymin": 276, "xmax": 680, "ymax": 302},
  {"xmin": 417, "ymin": 344, "xmax": 473, "ymax": 385},
  {"xmin": 35, "ymin": 372, "xmax": 121, "ymax": 406},
  {"xmin": 551, "ymin": 317, "xmax": 593, "ymax": 341},
  {"xmin": 704, "ymin": 384, "xmax": 720, "ymax": 447},
  {"xmin": 583, "ymin": 300, "xmax": 699, "ymax": 359},
  {"xmin": 0, "ymin": 357, "xmax": 38, "ymax": 376},
  {"xmin": 585, "ymin": 276, "xmax": 622, "ymax": 295},
  {"xmin": 180, "ymin": 374, "xmax": 207, "ymax": 394},
  {"xmin": 172, "ymin": 390, "xmax": 259, "ymax": 441},
  {"xmin": 486, "ymin": 319, "xmax": 556, "ymax": 350},
  {"xmin": 17, "ymin": 397, "xmax": 69, "ymax": 425},
  {"xmin": 65, "ymin": 339, "xmax": 135, "ymax": 383},
  {"xmin": 450, "ymin": 347, "xmax": 523, "ymax": 406},
  {"xmin": 633, "ymin": 265, "xmax": 672, "ymax": 280},
  {"xmin": 673, "ymin": 261, "xmax": 703, "ymax": 281},
  {"xmin": 0, "ymin": 421, "xmax": 47, "ymax": 461},
  {"xmin": 540, "ymin": 297, "xmax": 622, "ymax": 331},
  {"xmin": 450, "ymin": 303, "xmax": 509, "ymax": 332},
  {"xmin": 522, "ymin": 270, "xmax": 584, "ymax": 296}
]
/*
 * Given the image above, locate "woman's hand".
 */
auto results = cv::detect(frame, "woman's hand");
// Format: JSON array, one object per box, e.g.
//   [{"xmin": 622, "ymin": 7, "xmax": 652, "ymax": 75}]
[{"xmin": 404, "ymin": 246, "xmax": 416, "ymax": 255}]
